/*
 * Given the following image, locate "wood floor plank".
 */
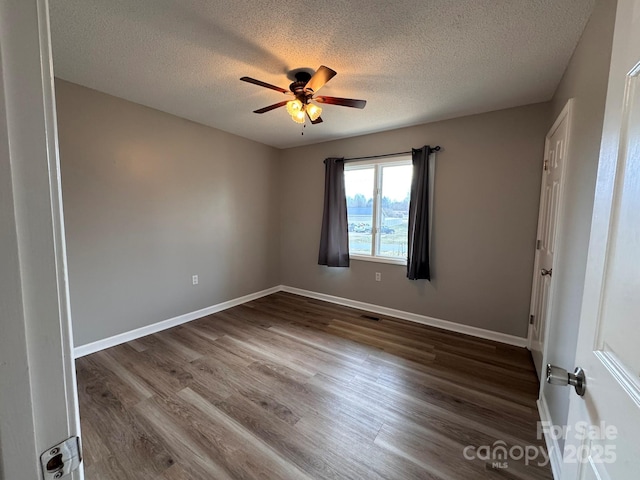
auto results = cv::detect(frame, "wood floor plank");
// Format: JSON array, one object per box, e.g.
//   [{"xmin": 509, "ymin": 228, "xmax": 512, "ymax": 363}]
[
  {"xmin": 179, "ymin": 387, "xmax": 316, "ymax": 480},
  {"xmin": 134, "ymin": 396, "xmax": 236, "ymax": 480},
  {"xmin": 374, "ymin": 422, "xmax": 498, "ymax": 479},
  {"xmin": 76, "ymin": 363, "xmax": 176, "ymax": 478},
  {"xmin": 154, "ymin": 330, "xmax": 204, "ymax": 362},
  {"xmin": 268, "ymin": 323, "xmax": 374, "ymax": 362},
  {"xmin": 77, "ymin": 292, "xmax": 551, "ymax": 480},
  {"xmin": 84, "ymin": 455, "xmax": 131, "ymax": 480},
  {"xmin": 214, "ymin": 392, "xmax": 388, "ymax": 480},
  {"xmin": 159, "ymin": 464, "xmax": 193, "ymax": 480},
  {"xmin": 77, "ymin": 417, "xmax": 111, "ymax": 467},
  {"xmin": 94, "ymin": 350, "xmax": 155, "ymax": 400},
  {"xmin": 372, "ymin": 359, "xmax": 536, "ymax": 417}
]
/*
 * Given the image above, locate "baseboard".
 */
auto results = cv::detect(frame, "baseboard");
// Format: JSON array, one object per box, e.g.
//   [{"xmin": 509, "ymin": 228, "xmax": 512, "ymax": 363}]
[
  {"xmin": 537, "ymin": 395, "xmax": 562, "ymax": 479},
  {"xmin": 73, "ymin": 286, "xmax": 281, "ymax": 358},
  {"xmin": 75, "ymin": 283, "xmax": 528, "ymax": 357},
  {"xmin": 280, "ymin": 285, "xmax": 528, "ymax": 348}
]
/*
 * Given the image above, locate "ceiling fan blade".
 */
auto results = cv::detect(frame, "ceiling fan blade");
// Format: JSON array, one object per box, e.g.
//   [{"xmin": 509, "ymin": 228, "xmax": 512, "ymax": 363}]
[
  {"xmin": 304, "ymin": 66, "xmax": 337, "ymax": 94},
  {"xmin": 308, "ymin": 112, "xmax": 323, "ymax": 124},
  {"xmin": 314, "ymin": 96, "xmax": 366, "ymax": 109},
  {"xmin": 253, "ymin": 100, "xmax": 289, "ymax": 114},
  {"xmin": 240, "ymin": 76, "xmax": 289, "ymax": 94}
]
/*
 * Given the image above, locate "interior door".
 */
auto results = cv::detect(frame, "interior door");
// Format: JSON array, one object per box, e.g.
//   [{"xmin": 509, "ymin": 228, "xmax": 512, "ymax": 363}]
[
  {"xmin": 0, "ymin": 0, "xmax": 83, "ymax": 479},
  {"xmin": 529, "ymin": 102, "xmax": 571, "ymax": 378},
  {"xmin": 561, "ymin": 0, "xmax": 640, "ymax": 478}
]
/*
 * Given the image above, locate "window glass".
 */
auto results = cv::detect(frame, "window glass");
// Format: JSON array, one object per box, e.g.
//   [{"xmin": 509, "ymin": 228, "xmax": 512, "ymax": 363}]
[
  {"xmin": 345, "ymin": 167, "xmax": 374, "ymax": 255},
  {"xmin": 379, "ymin": 164, "xmax": 412, "ymax": 258},
  {"xmin": 344, "ymin": 159, "xmax": 413, "ymax": 263}
]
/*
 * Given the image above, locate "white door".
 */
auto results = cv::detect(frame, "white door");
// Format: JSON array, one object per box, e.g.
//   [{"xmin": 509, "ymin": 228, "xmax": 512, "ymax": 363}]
[
  {"xmin": 529, "ymin": 102, "xmax": 571, "ymax": 378},
  {"xmin": 0, "ymin": 0, "xmax": 83, "ymax": 479},
  {"xmin": 559, "ymin": 0, "xmax": 640, "ymax": 478}
]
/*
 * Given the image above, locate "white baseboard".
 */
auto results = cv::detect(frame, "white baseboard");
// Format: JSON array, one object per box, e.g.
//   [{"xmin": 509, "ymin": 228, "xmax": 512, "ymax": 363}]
[
  {"xmin": 75, "ymin": 284, "xmax": 528, "ymax": 358},
  {"xmin": 280, "ymin": 285, "xmax": 528, "ymax": 348},
  {"xmin": 73, "ymin": 286, "xmax": 281, "ymax": 358},
  {"xmin": 537, "ymin": 395, "xmax": 562, "ymax": 479}
]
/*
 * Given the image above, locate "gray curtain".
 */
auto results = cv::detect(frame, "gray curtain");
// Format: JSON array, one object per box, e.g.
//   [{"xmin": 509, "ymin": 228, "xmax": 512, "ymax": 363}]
[
  {"xmin": 318, "ymin": 158, "xmax": 350, "ymax": 267},
  {"xmin": 407, "ymin": 146, "xmax": 431, "ymax": 280}
]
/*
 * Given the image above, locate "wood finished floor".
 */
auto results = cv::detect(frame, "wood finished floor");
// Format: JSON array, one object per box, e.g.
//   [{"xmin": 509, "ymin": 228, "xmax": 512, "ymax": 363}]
[{"xmin": 77, "ymin": 292, "xmax": 551, "ymax": 480}]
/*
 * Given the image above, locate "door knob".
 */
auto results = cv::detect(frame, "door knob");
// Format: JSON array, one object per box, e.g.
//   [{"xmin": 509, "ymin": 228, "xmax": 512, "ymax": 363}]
[
  {"xmin": 541, "ymin": 268, "xmax": 553, "ymax": 277},
  {"xmin": 546, "ymin": 364, "xmax": 586, "ymax": 396}
]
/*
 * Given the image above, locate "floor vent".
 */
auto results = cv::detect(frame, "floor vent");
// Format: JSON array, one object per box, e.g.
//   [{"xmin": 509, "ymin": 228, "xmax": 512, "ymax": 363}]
[{"xmin": 361, "ymin": 314, "xmax": 380, "ymax": 321}]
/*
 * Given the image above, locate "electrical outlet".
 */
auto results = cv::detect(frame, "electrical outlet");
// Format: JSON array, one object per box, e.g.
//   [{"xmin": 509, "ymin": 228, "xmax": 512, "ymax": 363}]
[
  {"xmin": 192, "ymin": 275, "xmax": 198, "ymax": 285},
  {"xmin": 375, "ymin": 272, "xmax": 381, "ymax": 282}
]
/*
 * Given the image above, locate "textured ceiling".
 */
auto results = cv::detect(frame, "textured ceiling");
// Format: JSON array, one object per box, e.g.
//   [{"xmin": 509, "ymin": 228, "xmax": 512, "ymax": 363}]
[{"xmin": 49, "ymin": 0, "xmax": 594, "ymax": 149}]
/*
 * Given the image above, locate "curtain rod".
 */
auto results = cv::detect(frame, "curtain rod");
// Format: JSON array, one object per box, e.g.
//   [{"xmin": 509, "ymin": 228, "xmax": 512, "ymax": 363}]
[{"xmin": 341, "ymin": 146, "xmax": 441, "ymax": 163}]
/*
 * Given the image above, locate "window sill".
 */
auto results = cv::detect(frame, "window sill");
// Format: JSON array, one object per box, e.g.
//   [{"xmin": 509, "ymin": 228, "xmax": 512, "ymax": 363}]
[{"xmin": 350, "ymin": 255, "xmax": 407, "ymax": 266}]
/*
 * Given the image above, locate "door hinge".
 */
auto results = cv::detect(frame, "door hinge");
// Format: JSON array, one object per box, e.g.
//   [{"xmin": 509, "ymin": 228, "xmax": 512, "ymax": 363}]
[
  {"xmin": 40, "ymin": 436, "xmax": 82, "ymax": 479},
  {"xmin": 543, "ymin": 159, "xmax": 549, "ymax": 171},
  {"xmin": 529, "ymin": 314, "xmax": 535, "ymax": 325},
  {"xmin": 536, "ymin": 239, "xmax": 541, "ymax": 250}
]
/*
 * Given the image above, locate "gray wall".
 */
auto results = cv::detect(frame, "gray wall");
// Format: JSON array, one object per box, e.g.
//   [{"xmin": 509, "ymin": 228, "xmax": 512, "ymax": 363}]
[
  {"xmin": 59, "ymin": 14, "xmax": 609, "ymax": 350},
  {"xmin": 541, "ymin": 0, "xmax": 617, "ymax": 445},
  {"xmin": 279, "ymin": 103, "xmax": 550, "ymax": 338},
  {"xmin": 56, "ymin": 80, "xmax": 281, "ymax": 346}
]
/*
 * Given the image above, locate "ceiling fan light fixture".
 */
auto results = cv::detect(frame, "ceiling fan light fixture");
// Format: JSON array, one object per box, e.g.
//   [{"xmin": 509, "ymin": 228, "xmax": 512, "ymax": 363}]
[
  {"xmin": 307, "ymin": 103, "xmax": 322, "ymax": 121},
  {"xmin": 286, "ymin": 99, "xmax": 303, "ymax": 116},
  {"xmin": 241, "ymin": 66, "xmax": 365, "ymax": 127},
  {"xmin": 292, "ymin": 109, "xmax": 306, "ymax": 124}
]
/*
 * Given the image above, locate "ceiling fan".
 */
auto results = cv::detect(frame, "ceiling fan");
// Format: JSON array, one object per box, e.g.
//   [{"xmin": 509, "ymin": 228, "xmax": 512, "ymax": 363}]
[{"xmin": 240, "ymin": 66, "xmax": 366, "ymax": 125}]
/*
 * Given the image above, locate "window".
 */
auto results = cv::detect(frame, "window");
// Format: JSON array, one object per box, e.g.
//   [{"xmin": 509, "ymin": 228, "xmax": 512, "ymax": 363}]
[{"xmin": 344, "ymin": 157, "xmax": 413, "ymax": 264}]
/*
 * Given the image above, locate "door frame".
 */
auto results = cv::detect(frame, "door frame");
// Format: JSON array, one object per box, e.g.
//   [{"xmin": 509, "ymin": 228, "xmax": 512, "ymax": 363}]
[
  {"xmin": 0, "ymin": 0, "xmax": 82, "ymax": 478},
  {"xmin": 528, "ymin": 99, "xmax": 573, "ymax": 371}
]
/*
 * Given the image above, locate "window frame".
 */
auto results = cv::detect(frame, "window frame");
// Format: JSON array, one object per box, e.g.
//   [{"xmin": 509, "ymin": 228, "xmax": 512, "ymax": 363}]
[{"xmin": 344, "ymin": 155, "xmax": 412, "ymax": 266}]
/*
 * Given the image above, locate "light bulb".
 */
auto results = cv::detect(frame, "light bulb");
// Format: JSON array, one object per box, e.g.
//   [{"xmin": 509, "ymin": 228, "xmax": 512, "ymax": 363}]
[
  {"xmin": 286, "ymin": 99, "xmax": 303, "ymax": 116},
  {"xmin": 292, "ymin": 108, "xmax": 306, "ymax": 124},
  {"xmin": 307, "ymin": 103, "xmax": 322, "ymax": 121}
]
